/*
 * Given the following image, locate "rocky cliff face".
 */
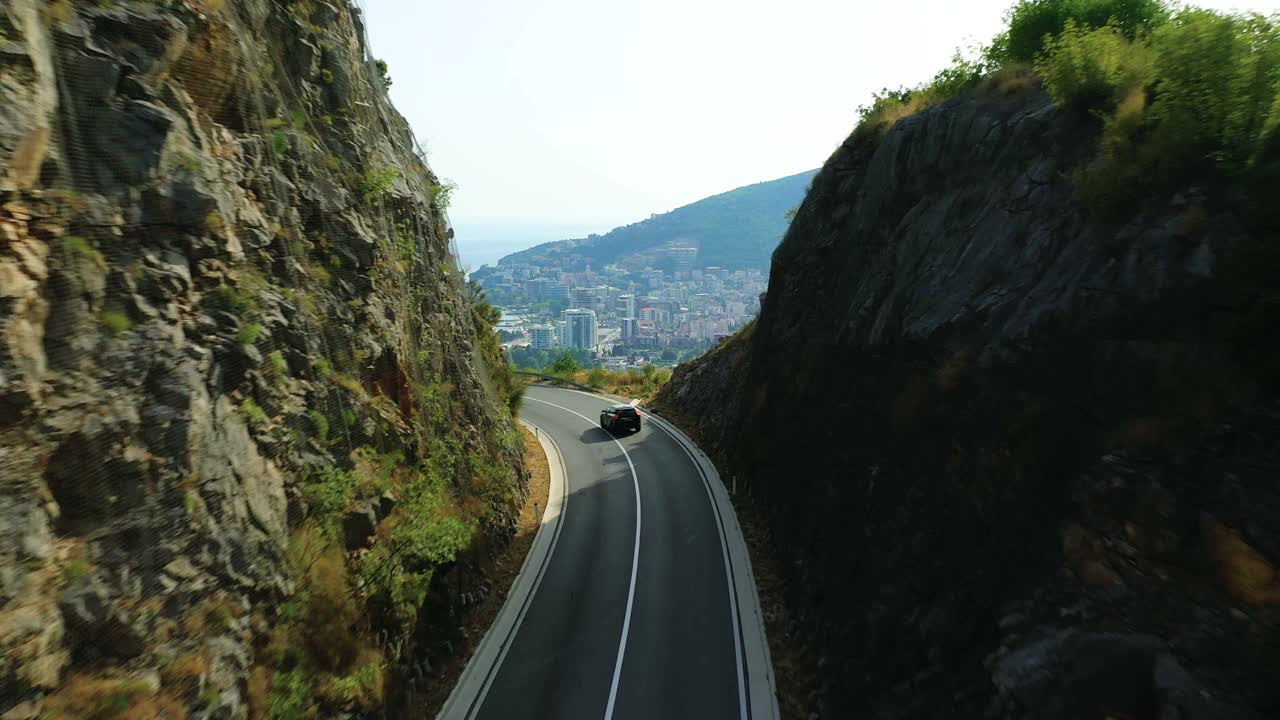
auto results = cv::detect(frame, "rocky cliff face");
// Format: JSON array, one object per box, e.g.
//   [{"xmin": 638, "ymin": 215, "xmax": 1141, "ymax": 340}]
[
  {"xmin": 656, "ymin": 84, "xmax": 1280, "ymax": 718},
  {"xmin": 0, "ymin": 1, "xmax": 524, "ymax": 717}
]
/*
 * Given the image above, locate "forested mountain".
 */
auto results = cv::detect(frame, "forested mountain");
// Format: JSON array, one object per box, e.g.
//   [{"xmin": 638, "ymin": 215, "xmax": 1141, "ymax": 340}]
[{"xmin": 495, "ymin": 169, "xmax": 817, "ymax": 271}]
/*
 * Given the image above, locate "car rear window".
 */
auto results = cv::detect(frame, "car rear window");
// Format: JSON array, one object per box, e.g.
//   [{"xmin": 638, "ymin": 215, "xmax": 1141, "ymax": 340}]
[{"xmin": 616, "ymin": 407, "xmax": 638, "ymax": 417}]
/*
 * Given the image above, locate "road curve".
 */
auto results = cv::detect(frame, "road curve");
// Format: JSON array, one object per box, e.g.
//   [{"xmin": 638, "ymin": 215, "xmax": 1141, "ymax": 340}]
[{"xmin": 439, "ymin": 385, "xmax": 776, "ymax": 719}]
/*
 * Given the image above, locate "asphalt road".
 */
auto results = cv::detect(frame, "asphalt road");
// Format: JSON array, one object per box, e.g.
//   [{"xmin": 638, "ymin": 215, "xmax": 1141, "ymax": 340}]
[{"xmin": 466, "ymin": 385, "xmax": 747, "ymax": 720}]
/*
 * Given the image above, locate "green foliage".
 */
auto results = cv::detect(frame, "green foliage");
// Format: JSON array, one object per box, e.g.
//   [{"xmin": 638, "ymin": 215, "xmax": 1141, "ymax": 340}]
[
  {"xmin": 303, "ymin": 465, "xmax": 354, "ymax": 530},
  {"xmin": 268, "ymin": 349, "xmax": 289, "ymax": 377},
  {"xmin": 357, "ymin": 461, "xmax": 474, "ymax": 628},
  {"xmin": 272, "ymin": 130, "xmax": 291, "ymax": 155},
  {"xmin": 99, "ymin": 311, "xmax": 130, "ymax": 335},
  {"xmin": 394, "ymin": 221, "xmax": 417, "ymax": 262},
  {"xmin": 428, "ymin": 178, "xmax": 457, "ymax": 212},
  {"xmin": 263, "ymin": 117, "xmax": 287, "ymax": 130},
  {"xmin": 507, "ymin": 381, "xmax": 527, "ymax": 414},
  {"xmin": 1041, "ymin": 8, "xmax": 1280, "ymax": 212},
  {"xmin": 176, "ymin": 152, "xmax": 201, "ymax": 173},
  {"xmin": 308, "ymin": 262, "xmax": 332, "ymax": 285},
  {"xmin": 360, "ymin": 166, "xmax": 400, "ymax": 202},
  {"xmin": 1036, "ymin": 21, "xmax": 1155, "ymax": 107},
  {"xmin": 586, "ymin": 366, "xmax": 608, "ymax": 388},
  {"xmin": 323, "ymin": 661, "xmax": 383, "ymax": 709},
  {"xmin": 1145, "ymin": 9, "xmax": 1280, "ymax": 175},
  {"xmin": 313, "ymin": 357, "xmax": 333, "ymax": 378},
  {"xmin": 857, "ymin": 48, "xmax": 991, "ymax": 132},
  {"xmin": 211, "ymin": 283, "xmax": 259, "ymax": 317},
  {"xmin": 320, "ymin": 67, "xmax": 334, "ymax": 84},
  {"xmin": 242, "ymin": 397, "xmax": 269, "ymax": 425},
  {"xmin": 62, "ymin": 558, "xmax": 93, "ymax": 583},
  {"xmin": 549, "ymin": 351, "xmax": 582, "ymax": 376},
  {"xmin": 238, "ymin": 321, "xmax": 263, "ymax": 346},
  {"xmin": 266, "ymin": 668, "xmax": 312, "ymax": 720},
  {"xmin": 64, "ymin": 235, "xmax": 105, "ymax": 269},
  {"xmin": 993, "ymin": 0, "xmax": 1170, "ymax": 64},
  {"xmin": 374, "ymin": 59, "xmax": 392, "ymax": 90},
  {"xmin": 309, "ymin": 409, "xmax": 330, "ymax": 443}
]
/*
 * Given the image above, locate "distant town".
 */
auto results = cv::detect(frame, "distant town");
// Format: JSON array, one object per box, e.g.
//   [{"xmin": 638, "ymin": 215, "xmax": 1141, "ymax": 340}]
[{"xmin": 472, "ymin": 241, "xmax": 767, "ymax": 371}]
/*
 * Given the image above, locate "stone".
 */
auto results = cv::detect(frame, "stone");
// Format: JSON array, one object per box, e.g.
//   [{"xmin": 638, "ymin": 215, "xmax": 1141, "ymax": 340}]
[
  {"xmin": 163, "ymin": 557, "xmax": 199, "ymax": 581},
  {"xmin": 1, "ymin": 702, "xmax": 40, "ymax": 720}
]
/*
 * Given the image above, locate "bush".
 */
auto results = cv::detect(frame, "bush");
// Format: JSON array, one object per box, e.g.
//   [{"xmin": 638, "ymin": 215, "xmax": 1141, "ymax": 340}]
[
  {"xmin": 548, "ymin": 351, "xmax": 581, "ymax": 376},
  {"xmin": 994, "ymin": 0, "xmax": 1169, "ymax": 64},
  {"xmin": 359, "ymin": 166, "xmax": 399, "ymax": 202},
  {"xmin": 1145, "ymin": 9, "xmax": 1280, "ymax": 176},
  {"xmin": 238, "ymin": 321, "xmax": 263, "ymax": 346},
  {"xmin": 1057, "ymin": 8, "xmax": 1280, "ymax": 211},
  {"xmin": 308, "ymin": 409, "xmax": 330, "ymax": 443},
  {"xmin": 1036, "ymin": 21, "xmax": 1155, "ymax": 107},
  {"xmin": 857, "ymin": 50, "xmax": 990, "ymax": 133},
  {"xmin": 65, "ymin": 235, "xmax": 105, "ymax": 268},
  {"xmin": 99, "ymin": 311, "xmax": 130, "ymax": 336}
]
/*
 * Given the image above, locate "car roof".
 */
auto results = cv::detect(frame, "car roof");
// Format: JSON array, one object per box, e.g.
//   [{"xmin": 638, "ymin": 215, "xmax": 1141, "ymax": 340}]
[{"xmin": 608, "ymin": 404, "xmax": 635, "ymax": 410}]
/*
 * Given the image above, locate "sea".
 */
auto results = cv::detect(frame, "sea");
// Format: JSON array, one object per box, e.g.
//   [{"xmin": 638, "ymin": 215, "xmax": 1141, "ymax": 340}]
[{"xmin": 452, "ymin": 221, "xmax": 608, "ymax": 272}]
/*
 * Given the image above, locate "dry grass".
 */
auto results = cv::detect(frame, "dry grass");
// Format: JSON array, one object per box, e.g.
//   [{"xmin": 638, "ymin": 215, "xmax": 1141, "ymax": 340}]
[
  {"xmin": 160, "ymin": 653, "xmax": 208, "ymax": 697},
  {"xmin": 1207, "ymin": 519, "xmax": 1280, "ymax": 605},
  {"xmin": 982, "ymin": 63, "xmax": 1042, "ymax": 99},
  {"xmin": 43, "ymin": 675, "xmax": 187, "ymax": 720}
]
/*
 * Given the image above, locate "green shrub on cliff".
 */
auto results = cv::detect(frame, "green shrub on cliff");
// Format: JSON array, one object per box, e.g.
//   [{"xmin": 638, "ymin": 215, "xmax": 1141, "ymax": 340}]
[
  {"xmin": 1034, "ymin": 8, "xmax": 1280, "ymax": 210},
  {"xmin": 1036, "ymin": 21, "xmax": 1155, "ymax": 107},
  {"xmin": 991, "ymin": 0, "xmax": 1169, "ymax": 64}
]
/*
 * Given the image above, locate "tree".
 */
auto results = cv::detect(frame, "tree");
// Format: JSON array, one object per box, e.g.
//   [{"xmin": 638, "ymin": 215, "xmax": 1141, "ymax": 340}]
[{"xmin": 549, "ymin": 351, "xmax": 581, "ymax": 376}]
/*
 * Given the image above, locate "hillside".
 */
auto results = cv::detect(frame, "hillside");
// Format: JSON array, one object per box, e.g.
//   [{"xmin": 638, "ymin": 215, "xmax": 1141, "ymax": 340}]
[
  {"xmin": 0, "ymin": 1, "xmax": 524, "ymax": 717},
  {"xmin": 493, "ymin": 169, "xmax": 817, "ymax": 272},
  {"xmin": 654, "ymin": 3, "xmax": 1280, "ymax": 718}
]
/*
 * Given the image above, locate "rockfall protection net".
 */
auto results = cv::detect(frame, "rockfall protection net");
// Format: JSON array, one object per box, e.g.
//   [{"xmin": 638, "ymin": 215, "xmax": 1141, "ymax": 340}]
[{"xmin": 0, "ymin": 1, "xmax": 525, "ymax": 717}]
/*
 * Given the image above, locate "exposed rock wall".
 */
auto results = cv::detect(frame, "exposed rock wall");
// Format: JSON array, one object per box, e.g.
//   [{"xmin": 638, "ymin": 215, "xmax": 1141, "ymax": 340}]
[
  {"xmin": 0, "ymin": 0, "xmax": 524, "ymax": 717},
  {"xmin": 656, "ymin": 86, "xmax": 1280, "ymax": 718}
]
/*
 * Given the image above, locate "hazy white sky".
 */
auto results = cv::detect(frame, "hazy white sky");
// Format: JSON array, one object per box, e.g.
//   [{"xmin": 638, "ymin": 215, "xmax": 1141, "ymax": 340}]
[{"xmin": 362, "ymin": 0, "xmax": 1280, "ymax": 231}]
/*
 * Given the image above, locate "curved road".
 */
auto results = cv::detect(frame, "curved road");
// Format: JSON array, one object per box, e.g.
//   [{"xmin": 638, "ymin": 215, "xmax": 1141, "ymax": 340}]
[{"xmin": 440, "ymin": 385, "xmax": 775, "ymax": 720}]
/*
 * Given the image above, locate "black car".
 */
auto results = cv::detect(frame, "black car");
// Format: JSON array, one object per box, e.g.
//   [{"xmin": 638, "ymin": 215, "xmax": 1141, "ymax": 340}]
[{"xmin": 599, "ymin": 404, "xmax": 641, "ymax": 434}]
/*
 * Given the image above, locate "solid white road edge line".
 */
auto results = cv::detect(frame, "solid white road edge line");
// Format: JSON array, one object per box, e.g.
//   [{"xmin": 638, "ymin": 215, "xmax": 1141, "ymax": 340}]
[
  {"xmin": 640, "ymin": 409, "xmax": 780, "ymax": 720},
  {"xmin": 642, "ymin": 414, "xmax": 748, "ymax": 720},
  {"xmin": 436, "ymin": 419, "xmax": 568, "ymax": 720},
  {"xmin": 522, "ymin": 396, "xmax": 642, "ymax": 720}
]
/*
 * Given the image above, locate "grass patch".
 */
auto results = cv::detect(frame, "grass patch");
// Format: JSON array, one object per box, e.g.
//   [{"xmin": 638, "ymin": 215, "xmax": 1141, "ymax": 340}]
[
  {"xmin": 42, "ymin": 675, "xmax": 185, "ymax": 720},
  {"xmin": 271, "ymin": 129, "xmax": 291, "ymax": 155},
  {"xmin": 359, "ymin": 166, "xmax": 400, "ymax": 202},
  {"xmin": 238, "ymin": 321, "xmax": 262, "ymax": 346},
  {"xmin": 308, "ymin": 409, "xmax": 330, "ymax": 442},
  {"xmin": 268, "ymin": 349, "xmax": 289, "ymax": 378},
  {"xmin": 65, "ymin": 235, "xmax": 106, "ymax": 269},
  {"xmin": 99, "ymin": 311, "xmax": 130, "ymax": 336},
  {"xmin": 242, "ymin": 397, "xmax": 268, "ymax": 425},
  {"xmin": 62, "ymin": 557, "xmax": 93, "ymax": 583}
]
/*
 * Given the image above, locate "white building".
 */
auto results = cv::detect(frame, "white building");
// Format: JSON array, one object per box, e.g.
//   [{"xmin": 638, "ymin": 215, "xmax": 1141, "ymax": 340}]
[
  {"xmin": 561, "ymin": 309, "xmax": 597, "ymax": 350},
  {"xmin": 616, "ymin": 294, "xmax": 636, "ymax": 318},
  {"xmin": 529, "ymin": 325, "xmax": 556, "ymax": 350}
]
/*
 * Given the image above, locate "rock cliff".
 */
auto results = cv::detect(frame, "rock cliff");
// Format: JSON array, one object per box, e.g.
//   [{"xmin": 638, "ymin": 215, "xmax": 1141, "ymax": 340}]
[
  {"xmin": 655, "ymin": 84, "xmax": 1280, "ymax": 718},
  {"xmin": 0, "ymin": 0, "xmax": 524, "ymax": 717}
]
